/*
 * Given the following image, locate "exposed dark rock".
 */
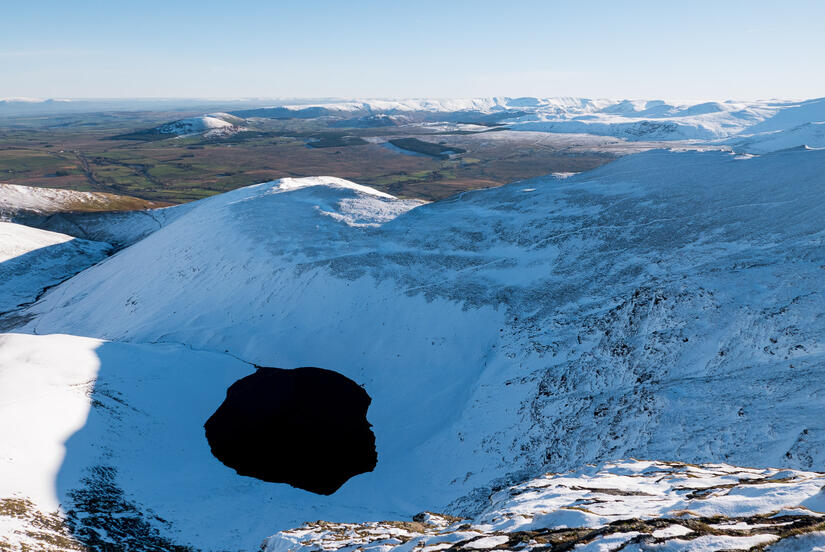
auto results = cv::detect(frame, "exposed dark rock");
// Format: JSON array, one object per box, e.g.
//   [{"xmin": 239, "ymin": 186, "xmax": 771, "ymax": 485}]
[
  {"xmin": 204, "ymin": 366, "xmax": 377, "ymax": 495},
  {"xmin": 65, "ymin": 465, "xmax": 196, "ymax": 551}
]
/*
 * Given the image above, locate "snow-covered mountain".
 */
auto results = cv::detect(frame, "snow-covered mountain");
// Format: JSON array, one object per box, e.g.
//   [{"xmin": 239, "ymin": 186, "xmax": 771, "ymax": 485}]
[
  {"xmin": 2, "ymin": 145, "xmax": 825, "ymax": 550},
  {"xmin": 131, "ymin": 112, "xmax": 247, "ymax": 139}
]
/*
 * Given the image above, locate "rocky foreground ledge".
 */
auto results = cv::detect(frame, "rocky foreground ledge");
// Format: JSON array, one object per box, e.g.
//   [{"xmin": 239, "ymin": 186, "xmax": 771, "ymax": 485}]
[
  {"xmin": 264, "ymin": 460, "xmax": 825, "ymax": 552},
  {"xmin": 2, "ymin": 460, "xmax": 825, "ymax": 551}
]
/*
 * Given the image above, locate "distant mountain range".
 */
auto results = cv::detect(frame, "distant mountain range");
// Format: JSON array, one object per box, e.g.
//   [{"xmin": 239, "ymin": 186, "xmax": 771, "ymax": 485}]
[{"xmin": 115, "ymin": 96, "xmax": 825, "ymax": 150}]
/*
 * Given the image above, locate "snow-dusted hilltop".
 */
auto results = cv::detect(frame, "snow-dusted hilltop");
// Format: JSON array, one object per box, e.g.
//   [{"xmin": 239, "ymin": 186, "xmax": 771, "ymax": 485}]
[
  {"xmin": 119, "ymin": 112, "xmax": 247, "ymax": 139},
  {"xmin": 155, "ymin": 113, "xmax": 244, "ymax": 137},
  {"xmin": 2, "ymin": 146, "xmax": 824, "ymax": 550}
]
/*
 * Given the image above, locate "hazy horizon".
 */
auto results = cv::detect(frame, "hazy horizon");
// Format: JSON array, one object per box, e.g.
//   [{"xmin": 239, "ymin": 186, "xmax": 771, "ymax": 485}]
[
  {"xmin": 2, "ymin": 94, "xmax": 823, "ymax": 104},
  {"xmin": 3, "ymin": 0, "xmax": 824, "ymax": 101}
]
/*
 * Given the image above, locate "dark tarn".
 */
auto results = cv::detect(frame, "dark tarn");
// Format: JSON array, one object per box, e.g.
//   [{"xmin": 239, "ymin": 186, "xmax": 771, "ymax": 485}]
[{"xmin": 204, "ymin": 366, "xmax": 377, "ymax": 495}]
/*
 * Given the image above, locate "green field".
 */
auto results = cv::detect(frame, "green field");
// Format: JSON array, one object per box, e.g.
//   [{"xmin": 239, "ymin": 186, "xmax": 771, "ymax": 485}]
[{"xmin": 0, "ymin": 110, "xmax": 629, "ymax": 204}]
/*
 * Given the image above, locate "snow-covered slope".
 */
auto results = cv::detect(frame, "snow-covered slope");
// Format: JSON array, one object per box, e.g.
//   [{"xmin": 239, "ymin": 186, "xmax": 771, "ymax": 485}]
[
  {"xmin": 13, "ymin": 201, "xmax": 194, "ymax": 248},
  {"xmin": 4, "ymin": 148, "xmax": 825, "ymax": 548},
  {"xmin": 265, "ymin": 460, "xmax": 825, "ymax": 552},
  {"xmin": 723, "ymin": 121, "xmax": 825, "ymax": 153},
  {"xmin": 0, "ymin": 333, "xmax": 253, "ymax": 551},
  {"xmin": 741, "ymin": 97, "xmax": 825, "ymax": 134},
  {"xmin": 0, "ymin": 222, "xmax": 110, "ymax": 315}
]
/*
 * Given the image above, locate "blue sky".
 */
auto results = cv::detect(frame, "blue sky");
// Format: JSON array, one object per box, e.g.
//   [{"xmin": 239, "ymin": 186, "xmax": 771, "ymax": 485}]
[{"xmin": 2, "ymin": 0, "xmax": 823, "ymax": 100}]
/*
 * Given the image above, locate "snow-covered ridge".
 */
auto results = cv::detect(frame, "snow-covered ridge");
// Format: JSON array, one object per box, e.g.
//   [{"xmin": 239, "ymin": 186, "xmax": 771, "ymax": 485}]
[
  {"xmin": 723, "ymin": 121, "xmax": 825, "ymax": 153},
  {"xmin": 1, "ymin": 182, "xmax": 185, "ymax": 250},
  {"xmin": 0, "ymin": 183, "xmax": 160, "ymax": 218},
  {"xmin": 271, "ymin": 176, "xmax": 396, "ymax": 199},
  {"xmin": 264, "ymin": 460, "xmax": 825, "ymax": 552}
]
